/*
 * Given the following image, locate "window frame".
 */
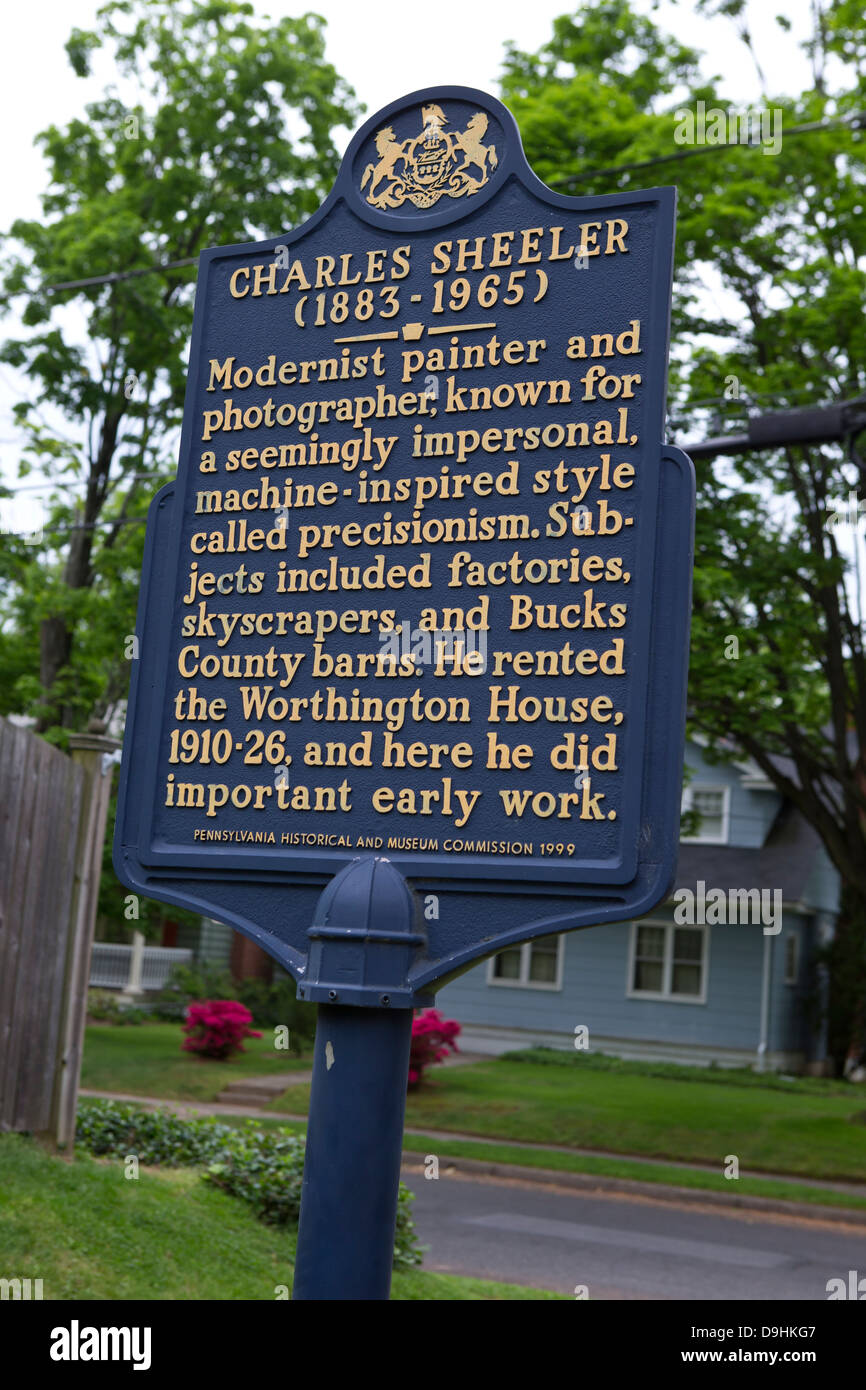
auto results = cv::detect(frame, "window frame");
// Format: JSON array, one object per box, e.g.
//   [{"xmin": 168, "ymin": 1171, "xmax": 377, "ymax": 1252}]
[
  {"xmin": 626, "ymin": 918, "xmax": 709, "ymax": 1004},
  {"xmin": 681, "ymin": 783, "xmax": 731, "ymax": 845},
  {"xmin": 487, "ymin": 934, "xmax": 565, "ymax": 991}
]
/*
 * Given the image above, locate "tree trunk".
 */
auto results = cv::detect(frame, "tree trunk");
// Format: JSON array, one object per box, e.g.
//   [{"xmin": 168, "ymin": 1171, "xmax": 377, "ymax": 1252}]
[
  {"xmin": 35, "ymin": 409, "xmax": 122, "ymax": 732},
  {"xmin": 39, "ymin": 616, "xmax": 73, "ymax": 698},
  {"xmin": 824, "ymin": 881, "xmax": 866, "ymax": 1077}
]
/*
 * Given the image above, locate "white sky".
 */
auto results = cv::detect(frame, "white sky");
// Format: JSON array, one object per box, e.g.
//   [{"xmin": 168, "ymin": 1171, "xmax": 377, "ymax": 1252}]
[{"xmin": 0, "ymin": 0, "xmax": 818, "ymax": 535}]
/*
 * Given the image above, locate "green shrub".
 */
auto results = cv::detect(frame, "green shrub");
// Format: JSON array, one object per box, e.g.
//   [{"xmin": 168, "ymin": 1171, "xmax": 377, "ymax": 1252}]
[
  {"xmin": 86, "ymin": 989, "xmax": 146, "ymax": 1025},
  {"xmin": 151, "ymin": 962, "xmax": 235, "ymax": 1020},
  {"xmin": 202, "ymin": 1128, "xmax": 307, "ymax": 1224},
  {"xmin": 498, "ymin": 1047, "xmax": 852, "ymax": 1094},
  {"xmin": 204, "ymin": 1131, "xmax": 421, "ymax": 1268},
  {"xmin": 152, "ymin": 964, "xmax": 317, "ymax": 1052},
  {"xmin": 75, "ymin": 1100, "xmax": 421, "ymax": 1269},
  {"xmin": 76, "ymin": 1100, "xmax": 234, "ymax": 1164},
  {"xmin": 234, "ymin": 977, "xmax": 318, "ymax": 1050}
]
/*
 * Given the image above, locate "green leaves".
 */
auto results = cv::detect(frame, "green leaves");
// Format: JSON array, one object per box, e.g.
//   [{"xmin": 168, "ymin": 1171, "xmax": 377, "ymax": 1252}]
[
  {"xmin": 506, "ymin": 1, "xmax": 866, "ymax": 898},
  {"xmin": 0, "ymin": 0, "xmax": 359, "ymax": 735},
  {"xmin": 75, "ymin": 1100, "xmax": 423, "ymax": 1269},
  {"xmin": 65, "ymin": 27, "xmax": 101, "ymax": 78}
]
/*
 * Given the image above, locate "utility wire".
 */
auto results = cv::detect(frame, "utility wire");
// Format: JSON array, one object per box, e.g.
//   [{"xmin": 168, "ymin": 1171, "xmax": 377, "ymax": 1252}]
[
  {"xmin": 28, "ymin": 515, "xmax": 148, "ymax": 536},
  {"xmin": 46, "ymin": 257, "xmax": 197, "ymax": 294},
  {"xmin": 548, "ymin": 108, "xmax": 866, "ymax": 187},
  {"xmin": 32, "ymin": 110, "xmax": 866, "ymax": 294},
  {"xmin": 0, "ymin": 472, "xmax": 165, "ymax": 495}
]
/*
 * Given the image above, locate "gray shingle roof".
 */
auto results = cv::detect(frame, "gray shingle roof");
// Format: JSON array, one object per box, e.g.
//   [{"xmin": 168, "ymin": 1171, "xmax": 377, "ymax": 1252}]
[{"xmin": 674, "ymin": 800, "xmax": 823, "ymax": 904}]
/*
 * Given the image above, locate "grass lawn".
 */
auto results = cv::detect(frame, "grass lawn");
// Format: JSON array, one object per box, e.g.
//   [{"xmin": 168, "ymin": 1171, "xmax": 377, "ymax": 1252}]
[
  {"xmin": 73, "ymin": 1099, "xmax": 866, "ymax": 1217},
  {"xmin": 0, "ymin": 1134, "xmax": 560, "ymax": 1300},
  {"xmin": 81, "ymin": 1023, "xmax": 311, "ymax": 1102},
  {"xmin": 399, "ymin": 1137, "xmax": 866, "ymax": 1213},
  {"xmin": 266, "ymin": 1050, "xmax": 866, "ymax": 1183},
  {"xmin": 206, "ymin": 1110, "xmax": 866, "ymax": 1216}
]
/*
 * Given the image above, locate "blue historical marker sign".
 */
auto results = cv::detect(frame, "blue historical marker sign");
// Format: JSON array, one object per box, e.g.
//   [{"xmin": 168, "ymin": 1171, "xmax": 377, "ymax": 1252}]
[{"xmin": 114, "ymin": 86, "xmax": 694, "ymax": 998}]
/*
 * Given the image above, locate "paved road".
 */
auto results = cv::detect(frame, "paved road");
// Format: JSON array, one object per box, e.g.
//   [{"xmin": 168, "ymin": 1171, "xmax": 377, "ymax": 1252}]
[{"xmin": 401, "ymin": 1167, "xmax": 866, "ymax": 1300}]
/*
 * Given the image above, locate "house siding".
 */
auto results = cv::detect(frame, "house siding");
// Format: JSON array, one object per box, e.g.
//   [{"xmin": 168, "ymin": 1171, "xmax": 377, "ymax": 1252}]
[
  {"xmin": 197, "ymin": 917, "xmax": 234, "ymax": 968},
  {"xmin": 768, "ymin": 913, "xmax": 816, "ymax": 1058},
  {"xmin": 683, "ymin": 744, "xmax": 782, "ymax": 849},
  {"xmin": 801, "ymin": 847, "xmax": 841, "ymax": 916},
  {"xmin": 187, "ymin": 742, "xmax": 835, "ymax": 1070},
  {"xmin": 438, "ymin": 907, "xmax": 800, "ymax": 1054},
  {"xmin": 463, "ymin": 737, "xmax": 837, "ymax": 1070}
]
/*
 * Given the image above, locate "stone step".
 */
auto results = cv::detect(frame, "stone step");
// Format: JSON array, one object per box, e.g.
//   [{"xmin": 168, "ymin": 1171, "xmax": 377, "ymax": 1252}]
[
  {"xmin": 216, "ymin": 1072, "xmax": 311, "ymax": 1106},
  {"xmin": 226, "ymin": 1078, "xmax": 280, "ymax": 1089},
  {"xmin": 215, "ymin": 1088, "xmax": 274, "ymax": 1107}
]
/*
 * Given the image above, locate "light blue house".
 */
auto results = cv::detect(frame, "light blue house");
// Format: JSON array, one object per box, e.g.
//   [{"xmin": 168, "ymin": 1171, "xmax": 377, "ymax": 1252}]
[{"xmin": 435, "ymin": 740, "xmax": 839, "ymax": 1073}]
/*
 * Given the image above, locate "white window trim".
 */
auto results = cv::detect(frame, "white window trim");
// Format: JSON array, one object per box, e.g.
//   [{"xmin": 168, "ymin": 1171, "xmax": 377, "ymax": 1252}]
[
  {"xmin": 784, "ymin": 931, "xmax": 799, "ymax": 985},
  {"xmin": 487, "ymin": 934, "xmax": 565, "ymax": 991},
  {"xmin": 626, "ymin": 918, "xmax": 709, "ymax": 1005},
  {"xmin": 681, "ymin": 783, "xmax": 731, "ymax": 845}
]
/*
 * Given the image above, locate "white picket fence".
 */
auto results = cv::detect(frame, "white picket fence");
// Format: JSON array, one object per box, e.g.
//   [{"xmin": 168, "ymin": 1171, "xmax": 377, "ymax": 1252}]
[{"xmin": 90, "ymin": 942, "xmax": 193, "ymax": 993}]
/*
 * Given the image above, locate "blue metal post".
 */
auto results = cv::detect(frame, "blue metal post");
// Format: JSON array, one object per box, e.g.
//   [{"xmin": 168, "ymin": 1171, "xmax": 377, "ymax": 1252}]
[
  {"xmin": 292, "ymin": 857, "xmax": 433, "ymax": 1300},
  {"xmin": 292, "ymin": 1003, "xmax": 414, "ymax": 1300}
]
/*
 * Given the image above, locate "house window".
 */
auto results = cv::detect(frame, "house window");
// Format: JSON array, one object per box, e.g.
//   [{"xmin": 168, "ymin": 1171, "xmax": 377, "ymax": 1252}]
[
  {"xmin": 628, "ymin": 921, "xmax": 707, "ymax": 1002},
  {"xmin": 489, "ymin": 934, "xmax": 564, "ymax": 990},
  {"xmin": 681, "ymin": 784, "xmax": 730, "ymax": 843},
  {"xmin": 784, "ymin": 933, "xmax": 799, "ymax": 985}
]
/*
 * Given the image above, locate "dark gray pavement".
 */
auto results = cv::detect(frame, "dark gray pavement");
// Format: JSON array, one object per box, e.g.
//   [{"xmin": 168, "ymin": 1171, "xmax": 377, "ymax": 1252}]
[{"xmin": 401, "ymin": 1166, "xmax": 866, "ymax": 1300}]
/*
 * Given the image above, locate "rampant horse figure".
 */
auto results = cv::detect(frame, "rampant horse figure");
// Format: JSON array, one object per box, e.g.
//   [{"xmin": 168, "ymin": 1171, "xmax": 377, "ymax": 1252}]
[
  {"xmin": 451, "ymin": 112, "xmax": 498, "ymax": 187},
  {"xmin": 361, "ymin": 127, "xmax": 408, "ymax": 206}
]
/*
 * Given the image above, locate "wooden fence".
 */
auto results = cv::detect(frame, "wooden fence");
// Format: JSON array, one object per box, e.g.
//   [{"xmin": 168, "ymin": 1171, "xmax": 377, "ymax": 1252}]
[{"xmin": 0, "ymin": 715, "xmax": 118, "ymax": 1141}]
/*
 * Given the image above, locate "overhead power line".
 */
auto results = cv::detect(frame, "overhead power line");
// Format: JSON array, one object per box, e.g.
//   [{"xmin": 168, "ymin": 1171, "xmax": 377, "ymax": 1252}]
[
  {"xmin": 45, "ymin": 256, "xmax": 197, "ymax": 294},
  {"xmin": 31, "ymin": 515, "xmax": 148, "ymax": 536},
  {"xmin": 33, "ymin": 109, "xmax": 866, "ymax": 294},
  {"xmin": 0, "ymin": 472, "xmax": 164, "ymax": 496},
  {"xmin": 548, "ymin": 108, "xmax": 866, "ymax": 187}
]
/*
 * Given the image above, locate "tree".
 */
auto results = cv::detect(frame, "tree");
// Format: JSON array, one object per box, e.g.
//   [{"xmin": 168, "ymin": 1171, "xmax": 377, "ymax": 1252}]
[
  {"xmin": 504, "ymin": 0, "xmax": 866, "ymax": 1073},
  {"xmin": 0, "ymin": 0, "xmax": 359, "ymax": 739}
]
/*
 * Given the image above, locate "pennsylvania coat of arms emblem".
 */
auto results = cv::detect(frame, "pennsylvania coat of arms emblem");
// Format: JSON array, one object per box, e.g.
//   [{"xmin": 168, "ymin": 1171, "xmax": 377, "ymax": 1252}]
[{"xmin": 361, "ymin": 103, "xmax": 499, "ymax": 210}]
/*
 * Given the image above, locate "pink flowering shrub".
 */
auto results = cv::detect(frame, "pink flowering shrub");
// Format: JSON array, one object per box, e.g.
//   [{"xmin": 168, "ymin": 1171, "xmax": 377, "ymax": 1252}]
[
  {"xmin": 408, "ymin": 1008, "xmax": 461, "ymax": 1087},
  {"xmin": 182, "ymin": 999, "xmax": 262, "ymax": 1059}
]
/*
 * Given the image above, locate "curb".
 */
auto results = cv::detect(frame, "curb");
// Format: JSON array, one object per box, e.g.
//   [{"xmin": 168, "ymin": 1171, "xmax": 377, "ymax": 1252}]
[{"xmin": 400, "ymin": 1151, "xmax": 866, "ymax": 1227}]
